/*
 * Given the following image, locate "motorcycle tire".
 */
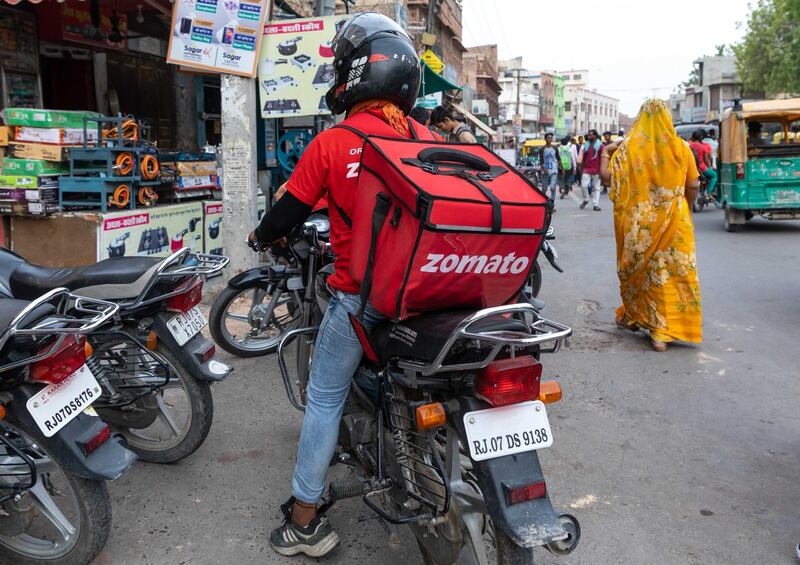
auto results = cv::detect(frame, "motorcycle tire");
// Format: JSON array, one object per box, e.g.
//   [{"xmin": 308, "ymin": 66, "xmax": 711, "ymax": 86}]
[
  {"xmin": 692, "ymin": 196, "xmax": 705, "ymax": 213},
  {"xmin": 123, "ymin": 343, "xmax": 213, "ymax": 464},
  {"xmin": 209, "ymin": 284, "xmax": 300, "ymax": 357},
  {"xmin": 495, "ymin": 530, "xmax": 536, "ymax": 564},
  {"xmin": 0, "ymin": 424, "xmax": 112, "ymax": 565}
]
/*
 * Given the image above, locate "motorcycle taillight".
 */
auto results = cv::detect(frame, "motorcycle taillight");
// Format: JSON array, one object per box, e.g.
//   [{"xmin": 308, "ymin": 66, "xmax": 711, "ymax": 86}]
[
  {"xmin": 474, "ymin": 355, "xmax": 542, "ymax": 407},
  {"xmin": 30, "ymin": 336, "xmax": 88, "ymax": 385},
  {"xmin": 166, "ymin": 278, "xmax": 203, "ymax": 313}
]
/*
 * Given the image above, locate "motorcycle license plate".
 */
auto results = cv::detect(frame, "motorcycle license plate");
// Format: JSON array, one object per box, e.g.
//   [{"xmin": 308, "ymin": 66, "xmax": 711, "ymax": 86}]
[
  {"xmin": 167, "ymin": 306, "xmax": 207, "ymax": 346},
  {"xmin": 463, "ymin": 401, "xmax": 553, "ymax": 461},
  {"xmin": 26, "ymin": 365, "xmax": 101, "ymax": 438}
]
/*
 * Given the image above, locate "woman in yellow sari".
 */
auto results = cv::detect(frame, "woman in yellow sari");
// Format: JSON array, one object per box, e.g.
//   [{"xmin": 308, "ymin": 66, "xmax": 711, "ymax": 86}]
[{"xmin": 600, "ymin": 99, "xmax": 702, "ymax": 351}]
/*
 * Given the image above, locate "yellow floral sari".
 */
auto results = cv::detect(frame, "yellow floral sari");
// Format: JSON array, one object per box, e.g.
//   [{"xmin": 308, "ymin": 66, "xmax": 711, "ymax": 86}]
[{"xmin": 608, "ymin": 100, "xmax": 702, "ymax": 343}]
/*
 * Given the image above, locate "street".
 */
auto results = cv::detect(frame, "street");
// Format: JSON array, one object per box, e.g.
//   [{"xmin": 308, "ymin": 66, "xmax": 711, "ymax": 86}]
[{"xmin": 97, "ymin": 193, "xmax": 800, "ymax": 565}]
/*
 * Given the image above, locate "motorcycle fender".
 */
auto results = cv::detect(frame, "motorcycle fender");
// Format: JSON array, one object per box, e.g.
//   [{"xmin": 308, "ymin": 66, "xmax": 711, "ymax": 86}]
[
  {"xmin": 227, "ymin": 266, "xmax": 275, "ymax": 290},
  {"xmin": 454, "ymin": 398, "xmax": 566, "ymax": 548},
  {"xmin": 6, "ymin": 385, "xmax": 138, "ymax": 481},
  {"xmin": 150, "ymin": 313, "xmax": 233, "ymax": 382}
]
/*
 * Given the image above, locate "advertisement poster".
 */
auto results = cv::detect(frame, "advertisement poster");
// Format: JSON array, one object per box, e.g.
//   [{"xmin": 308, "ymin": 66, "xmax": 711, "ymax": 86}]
[
  {"xmin": 166, "ymin": 0, "xmax": 271, "ymax": 77},
  {"xmin": 257, "ymin": 15, "xmax": 347, "ymax": 118},
  {"xmin": 100, "ymin": 202, "xmax": 205, "ymax": 260}
]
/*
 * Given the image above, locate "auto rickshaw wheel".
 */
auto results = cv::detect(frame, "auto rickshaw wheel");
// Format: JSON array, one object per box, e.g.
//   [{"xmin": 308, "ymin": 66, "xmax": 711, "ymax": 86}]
[{"xmin": 725, "ymin": 207, "xmax": 745, "ymax": 232}]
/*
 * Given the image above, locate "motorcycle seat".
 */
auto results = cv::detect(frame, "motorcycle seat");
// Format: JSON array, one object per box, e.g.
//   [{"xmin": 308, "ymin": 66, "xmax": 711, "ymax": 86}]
[
  {"xmin": 370, "ymin": 310, "xmax": 529, "ymax": 365},
  {"xmin": 10, "ymin": 257, "xmax": 162, "ymax": 301}
]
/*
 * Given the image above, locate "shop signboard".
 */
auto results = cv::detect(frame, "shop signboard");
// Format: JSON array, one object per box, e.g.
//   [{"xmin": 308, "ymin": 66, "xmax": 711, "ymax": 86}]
[
  {"xmin": 416, "ymin": 92, "xmax": 441, "ymax": 110},
  {"xmin": 100, "ymin": 202, "xmax": 205, "ymax": 260},
  {"xmin": 421, "ymin": 49, "xmax": 444, "ymax": 74},
  {"xmin": 257, "ymin": 15, "xmax": 347, "ymax": 118},
  {"xmin": 166, "ymin": 0, "xmax": 271, "ymax": 77}
]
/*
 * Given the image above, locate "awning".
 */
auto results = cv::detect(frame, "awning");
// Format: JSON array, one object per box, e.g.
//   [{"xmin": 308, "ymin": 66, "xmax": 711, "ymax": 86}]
[
  {"xmin": 451, "ymin": 104, "xmax": 496, "ymax": 138},
  {"xmin": 419, "ymin": 60, "xmax": 462, "ymax": 97},
  {"xmin": 721, "ymin": 98, "xmax": 800, "ymax": 163}
]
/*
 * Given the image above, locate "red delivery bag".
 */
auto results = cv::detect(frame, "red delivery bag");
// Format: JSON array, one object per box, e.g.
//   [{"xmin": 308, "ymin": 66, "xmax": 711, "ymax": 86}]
[{"xmin": 349, "ymin": 133, "xmax": 551, "ymax": 321}]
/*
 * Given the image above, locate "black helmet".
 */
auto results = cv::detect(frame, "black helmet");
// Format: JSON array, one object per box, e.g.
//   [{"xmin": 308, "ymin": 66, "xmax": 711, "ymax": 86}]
[{"xmin": 325, "ymin": 12, "xmax": 421, "ymax": 116}]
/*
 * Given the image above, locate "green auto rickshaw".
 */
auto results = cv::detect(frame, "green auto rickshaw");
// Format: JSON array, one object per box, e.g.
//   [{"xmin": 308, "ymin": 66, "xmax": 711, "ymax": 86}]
[{"xmin": 719, "ymin": 98, "xmax": 800, "ymax": 231}]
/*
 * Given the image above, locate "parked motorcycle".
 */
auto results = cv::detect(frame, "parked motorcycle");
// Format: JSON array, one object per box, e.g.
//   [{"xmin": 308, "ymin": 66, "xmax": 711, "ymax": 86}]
[
  {"xmin": 209, "ymin": 212, "xmax": 332, "ymax": 357},
  {"xmin": 0, "ymin": 248, "xmax": 232, "ymax": 464},
  {"xmin": 276, "ymin": 222, "xmax": 581, "ymax": 564},
  {"xmin": 0, "ymin": 288, "xmax": 137, "ymax": 565}
]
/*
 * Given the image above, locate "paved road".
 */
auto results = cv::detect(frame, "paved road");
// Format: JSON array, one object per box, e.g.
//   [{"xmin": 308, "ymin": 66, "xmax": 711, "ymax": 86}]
[{"xmin": 97, "ymin": 192, "xmax": 800, "ymax": 565}]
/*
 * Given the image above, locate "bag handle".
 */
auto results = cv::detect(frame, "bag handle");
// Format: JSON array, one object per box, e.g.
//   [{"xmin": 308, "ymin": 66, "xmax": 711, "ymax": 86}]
[{"xmin": 418, "ymin": 147, "xmax": 490, "ymax": 171}]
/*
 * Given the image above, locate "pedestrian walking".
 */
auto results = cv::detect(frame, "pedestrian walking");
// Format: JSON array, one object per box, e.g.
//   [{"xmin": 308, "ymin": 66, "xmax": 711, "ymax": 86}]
[
  {"xmin": 539, "ymin": 133, "xmax": 562, "ymax": 204},
  {"xmin": 430, "ymin": 106, "xmax": 477, "ymax": 143},
  {"xmin": 558, "ymin": 136, "xmax": 575, "ymax": 198},
  {"xmin": 580, "ymin": 129, "xmax": 603, "ymax": 211},
  {"xmin": 601, "ymin": 99, "xmax": 702, "ymax": 351}
]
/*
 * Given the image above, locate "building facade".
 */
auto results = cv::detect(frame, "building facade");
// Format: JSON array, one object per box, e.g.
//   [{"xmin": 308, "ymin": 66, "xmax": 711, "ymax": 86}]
[
  {"xmin": 532, "ymin": 72, "xmax": 556, "ymax": 131},
  {"xmin": 670, "ymin": 55, "xmax": 740, "ymax": 124},
  {"xmin": 497, "ymin": 58, "xmax": 540, "ymax": 144},
  {"xmin": 554, "ymin": 74, "xmax": 566, "ymax": 137},
  {"xmin": 462, "ymin": 44, "xmax": 502, "ymax": 128},
  {"xmin": 407, "ymin": 0, "xmax": 465, "ymax": 85}
]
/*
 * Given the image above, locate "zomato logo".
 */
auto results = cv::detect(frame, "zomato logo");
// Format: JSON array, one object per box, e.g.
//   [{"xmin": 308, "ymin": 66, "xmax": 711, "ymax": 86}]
[{"xmin": 420, "ymin": 252, "xmax": 530, "ymax": 275}]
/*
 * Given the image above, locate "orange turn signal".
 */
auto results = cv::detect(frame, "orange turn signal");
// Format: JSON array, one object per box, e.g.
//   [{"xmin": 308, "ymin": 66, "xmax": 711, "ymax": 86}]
[
  {"xmin": 84, "ymin": 341, "xmax": 94, "ymax": 359},
  {"xmin": 538, "ymin": 380, "xmax": 562, "ymax": 404},
  {"xmin": 415, "ymin": 402, "xmax": 447, "ymax": 430},
  {"xmin": 145, "ymin": 331, "xmax": 158, "ymax": 351},
  {"xmin": 0, "ymin": 404, "xmax": 6, "ymax": 420}
]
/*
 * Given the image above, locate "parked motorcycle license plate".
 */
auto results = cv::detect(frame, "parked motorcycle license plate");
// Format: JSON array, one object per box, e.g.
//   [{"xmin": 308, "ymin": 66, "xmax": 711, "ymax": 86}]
[
  {"xmin": 463, "ymin": 401, "xmax": 553, "ymax": 461},
  {"xmin": 26, "ymin": 365, "xmax": 101, "ymax": 438},
  {"xmin": 167, "ymin": 306, "xmax": 207, "ymax": 346}
]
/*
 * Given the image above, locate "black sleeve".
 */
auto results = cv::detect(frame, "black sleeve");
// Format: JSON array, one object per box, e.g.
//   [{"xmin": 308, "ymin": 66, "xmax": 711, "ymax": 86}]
[{"xmin": 254, "ymin": 191, "xmax": 313, "ymax": 244}]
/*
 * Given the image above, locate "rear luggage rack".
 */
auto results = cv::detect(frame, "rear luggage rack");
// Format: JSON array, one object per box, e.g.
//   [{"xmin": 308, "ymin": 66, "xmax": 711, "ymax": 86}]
[
  {"xmin": 123, "ymin": 248, "xmax": 229, "ymax": 308},
  {"xmin": 397, "ymin": 303, "xmax": 572, "ymax": 376},
  {"xmin": 86, "ymin": 329, "xmax": 172, "ymax": 408},
  {"xmin": 0, "ymin": 288, "xmax": 119, "ymax": 373}
]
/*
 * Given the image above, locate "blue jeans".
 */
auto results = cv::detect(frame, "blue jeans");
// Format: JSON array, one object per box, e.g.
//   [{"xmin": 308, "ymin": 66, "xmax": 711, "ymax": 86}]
[
  {"xmin": 544, "ymin": 171, "xmax": 558, "ymax": 200},
  {"xmin": 291, "ymin": 290, "xmax": 385, "ymax": 504}
]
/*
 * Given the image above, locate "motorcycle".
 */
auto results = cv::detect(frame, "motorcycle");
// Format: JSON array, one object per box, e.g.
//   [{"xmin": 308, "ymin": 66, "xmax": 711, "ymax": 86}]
[
  {"xmin": 276, "ymin": 221, "xmax": 581, "ymax": 564},
  {"xmin": 522, "ymin": 226, "xmax": 563, "ymax": 301},
  {"xmin": 0, "ymin": 248, "xmax": 232, "ymax": 464},
  {"xmin": 0, "ymin": 288, "xmax": 137, "ymax": 565},
  {"xmin": 208, "ymin": 212, "xmax": 332, "ymax": 357},
  {"xmin": 692, "ymin": 174, "xmax": 719, "ymax": 213}
]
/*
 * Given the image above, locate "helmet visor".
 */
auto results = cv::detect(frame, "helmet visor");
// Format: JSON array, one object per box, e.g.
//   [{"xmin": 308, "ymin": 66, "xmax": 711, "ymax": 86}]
[{"xmin": 331, "ymin": 12, "xmax": 410, "ymax": 60}]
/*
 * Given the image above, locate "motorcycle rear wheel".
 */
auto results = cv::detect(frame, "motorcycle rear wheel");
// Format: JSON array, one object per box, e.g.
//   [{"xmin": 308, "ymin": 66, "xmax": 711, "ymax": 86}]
[
  {"xmin": 0, "ymin": 423, "xmax": 111, "ymax": 565},
  {"xmin": 122, "ymin": 343, "xmax": 213, "ymax": 464},
  {"xmin": 209, "ymin": 284, "xmax": 301, "ymax": 357}
]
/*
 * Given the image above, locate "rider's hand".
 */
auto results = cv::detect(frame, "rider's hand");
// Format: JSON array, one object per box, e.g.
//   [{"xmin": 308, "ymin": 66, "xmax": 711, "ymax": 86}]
[{"xmin": 247, "ymin": 230, "xmax": 264, "ymax": 251}]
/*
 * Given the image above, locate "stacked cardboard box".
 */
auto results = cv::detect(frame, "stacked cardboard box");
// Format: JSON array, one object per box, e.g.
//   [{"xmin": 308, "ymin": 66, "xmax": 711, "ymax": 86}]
[
  {"xmin": 160, "ymin": 155, "xmax": 219, "ymax": 192},
  {"xmin": 0, "ymin": 173, "xmax": 59, "ymax": 216},
  {"xmin": 2, "ymin": 108, "xmax": 102, "ymax": 164}
]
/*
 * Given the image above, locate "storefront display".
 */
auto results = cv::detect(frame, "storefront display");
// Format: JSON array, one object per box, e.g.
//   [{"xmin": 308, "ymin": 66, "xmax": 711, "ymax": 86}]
[
  {"xmin": 258, "ymin": 16, "xmax": 346, "ymax": 118},
  {"xmin": 10, "ymin": 201, "xmax": 206, "ymax": 267}
]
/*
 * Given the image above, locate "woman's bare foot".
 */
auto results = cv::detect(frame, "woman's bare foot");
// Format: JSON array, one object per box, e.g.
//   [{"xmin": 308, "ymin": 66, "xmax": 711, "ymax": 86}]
[{"xmin": 650, "ymin": 339, "xmax": 668, "ymax": 352}]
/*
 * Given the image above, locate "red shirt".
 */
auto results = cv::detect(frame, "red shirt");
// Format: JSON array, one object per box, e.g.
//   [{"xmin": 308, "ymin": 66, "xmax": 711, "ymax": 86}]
[
  {"xmin": 286, "ymin": 110, "xmax": 430, "ymax": 293},
  {"xmin": 689, "ymin": 141, "xmax": 710, "ymax": 173}
]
